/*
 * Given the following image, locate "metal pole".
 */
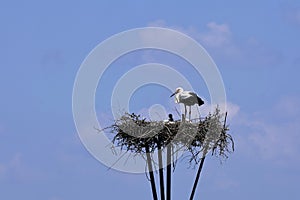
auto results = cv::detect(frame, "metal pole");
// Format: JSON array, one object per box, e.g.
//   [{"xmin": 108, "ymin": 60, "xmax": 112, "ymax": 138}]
[
  {"xmin": 158, "ymin": 143, "xmax": 165, "ymax": 200},
  {"xmin": 189, "ymin": 156, "xmax": 206, "ymax": 200},
  {"xmin": 166, "ymin": 144, "xmax": 172, "ymax": 200},
  {"xmin": 146, "ymin": 145, "xmax": 158, "ymax": 200}
]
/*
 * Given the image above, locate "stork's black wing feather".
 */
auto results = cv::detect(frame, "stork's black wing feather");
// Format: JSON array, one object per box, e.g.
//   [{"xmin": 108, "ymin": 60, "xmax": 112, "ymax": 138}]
[
  {"xmin": 188, "ymin": 92, "xmax": 204, "ymax": 106},
  {"xmin": 197, "ymin": 96, "xmax": 204, "ymax": 106}
]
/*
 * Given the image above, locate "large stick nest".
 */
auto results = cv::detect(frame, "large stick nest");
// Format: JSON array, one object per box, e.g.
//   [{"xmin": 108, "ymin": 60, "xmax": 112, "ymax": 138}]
[{"xmin": 104, "ymin": 107, "xmax": 234, "ymax": 165}]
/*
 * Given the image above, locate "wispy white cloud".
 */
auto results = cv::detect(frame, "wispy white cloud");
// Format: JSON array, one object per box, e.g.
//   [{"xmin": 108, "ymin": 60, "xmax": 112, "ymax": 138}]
[
  {"xmin": 244, "ymin": 37, "xmax": 284, "ymax": 67},
  {"xmin": 215, "ymin": 176, "xmax": 239, "ymax": 190},
  {"xmin": 48, "ymin": 196, "xmax": 63, "ymax": 200},
  {"xmin": 148, "ymin": 20, "xmax": 234, "ymax": 49},
  {"xmin": 146, "ymin": 20, "xmax": 283, "ymax": 68},
  {"xmin": 0, "ymin": 122, "xmax": 5, "ymax": 136},
  {"xmin": 282, "ymin": 4, "xmax": 300, "ymax": 26},
  {"xmin": 48, "ymin": 197, "xmax": 63, "ymax": 200},
  {"xmin": 198, "ymin": 22, "xmax": 283, "ymax": 67},
  {"xmin": 140, "ymin": 21, "xmax": 191, "ymax": 51},
  {"xmin": 248, "ymin": 121, "xmax": 300, "ymax": 163},
  {"xmin": 234, "ymin": 95, "xmax": 300, "ymax": 167},
  {"xmin": 226, "ymin": 102, "xmax": 240, "ymax": 120},
  {"xmin": 0, "ymin": 163, "xmax": 6, "ymax": 178},
  {"xmin": 40, "ymin": 49, "xmax": 65, "ymax": 68},
  {"xmin": 198, "ymin": 22, "xmax": 232, "ymax": 48},
  {"xmin": 196, "ymin": 101, "xmax": 240, "ymax": 122},
  {"xmin": 196, "ymin": 22, "xmax": 243, "ymax": 64},
  {"xmin": 148, "ymin": 19, "xmax": 166, "ymax": 27},
  {"xmin": 274, "ymin": 96, "xmax": 300, "ymax": 119},
  {"xmin": 147, "ymin": 20, "xmax": 241, "ymax": 61},
  {"xmin": 0, "ymin": 153, "xmax": 45, "ymax": 182}
]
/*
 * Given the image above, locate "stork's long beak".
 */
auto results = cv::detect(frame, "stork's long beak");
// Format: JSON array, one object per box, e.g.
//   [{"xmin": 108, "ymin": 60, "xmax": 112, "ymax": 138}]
[{"xmin": 170, "ymin": 92, "xmax": 176, "ymax": 97}]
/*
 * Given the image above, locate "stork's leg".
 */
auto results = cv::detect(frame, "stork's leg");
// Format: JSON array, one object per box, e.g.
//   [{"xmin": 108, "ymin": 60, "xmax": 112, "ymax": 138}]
[
  {"xmin": 189, "ymin": 106, "xmax": 191, "ymax": 121},
  {"xmin": 184, "ymin": 104, "xmax": 187, "ymax": 120}
]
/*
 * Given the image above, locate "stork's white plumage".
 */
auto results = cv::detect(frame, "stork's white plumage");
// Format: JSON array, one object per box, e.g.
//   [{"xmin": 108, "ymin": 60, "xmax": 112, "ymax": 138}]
[{"xmin": 170, "ymin": 87, "xmax": 204, "ymax": 121}]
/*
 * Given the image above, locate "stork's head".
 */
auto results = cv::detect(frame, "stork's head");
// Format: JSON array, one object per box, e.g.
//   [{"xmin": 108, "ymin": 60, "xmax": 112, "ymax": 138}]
[{"xmin": 170, "ymin": 87, "xmax": 183, "ymax": 97}]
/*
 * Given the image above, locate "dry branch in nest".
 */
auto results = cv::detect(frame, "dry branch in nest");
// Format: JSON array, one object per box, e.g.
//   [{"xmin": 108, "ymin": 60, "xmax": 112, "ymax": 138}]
[
  {"xmin": 104, "ymin": 107, "xmax": 234, "ymax": 168},
  {"xmin": 187, "ymin": 109, "xmax": 234, "ymax": 166}
]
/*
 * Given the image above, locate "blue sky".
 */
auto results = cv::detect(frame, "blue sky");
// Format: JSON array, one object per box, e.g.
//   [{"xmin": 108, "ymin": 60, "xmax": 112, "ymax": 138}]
[{"xmin": 1, "ymin": 0, "xmax": 300, "ymax": 199}]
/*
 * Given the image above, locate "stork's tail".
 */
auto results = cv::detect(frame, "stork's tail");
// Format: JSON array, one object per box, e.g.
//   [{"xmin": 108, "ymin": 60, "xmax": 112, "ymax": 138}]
[{"xmin": 197, "ymin": 96, "xmax": 204, "ymax": 106}]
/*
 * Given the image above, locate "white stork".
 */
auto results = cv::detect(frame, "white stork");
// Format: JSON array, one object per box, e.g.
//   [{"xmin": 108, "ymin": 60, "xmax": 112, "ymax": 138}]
[{"xmin": 170, "ymin": 87, "xmax": 204, "ymax": 121}]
